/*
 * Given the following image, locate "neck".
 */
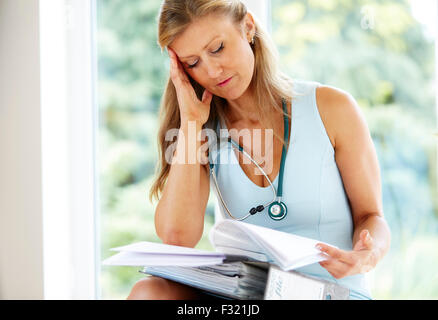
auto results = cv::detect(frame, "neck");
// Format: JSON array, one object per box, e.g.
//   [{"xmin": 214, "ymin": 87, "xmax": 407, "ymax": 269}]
[{"xmin": 225, "ymin": 87, "xmax": 260, "ymax": 124}]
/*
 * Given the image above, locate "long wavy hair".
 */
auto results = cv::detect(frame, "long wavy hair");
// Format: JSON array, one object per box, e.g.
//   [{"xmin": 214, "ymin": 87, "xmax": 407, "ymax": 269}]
[{"xmin": 149, "ymin": 0, "xmax": 296, "ymax": 203}]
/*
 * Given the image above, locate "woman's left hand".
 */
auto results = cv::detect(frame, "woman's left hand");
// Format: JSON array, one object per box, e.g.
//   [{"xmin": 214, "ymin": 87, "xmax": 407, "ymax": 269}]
[{"xmin": 316, "ymin": 230, "xmax": 378, "ymax": 279}]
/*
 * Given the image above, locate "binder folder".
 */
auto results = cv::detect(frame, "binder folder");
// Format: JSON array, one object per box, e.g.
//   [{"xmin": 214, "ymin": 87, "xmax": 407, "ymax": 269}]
[
  {"xmin": 264, "ymin": 265, "xmax": 350, "ymax": 300},
  {"xmin": 140, "ymin": 262, "xmax": 350, "ymax": 300}
]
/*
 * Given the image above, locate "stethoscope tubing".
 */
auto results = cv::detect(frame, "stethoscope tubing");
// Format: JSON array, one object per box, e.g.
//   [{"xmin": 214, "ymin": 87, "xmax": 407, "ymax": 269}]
[
  {"xmin": 210, "ymin": 138, "xmax": 280, "ymax": 221},
  {"xmin": 209, "ymin": 98, "xmax": 289, "ymax": 221}
]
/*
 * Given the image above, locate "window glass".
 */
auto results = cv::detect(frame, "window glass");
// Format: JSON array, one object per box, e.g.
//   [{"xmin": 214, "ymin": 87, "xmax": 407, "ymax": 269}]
[
  {"xmin": 271, "ymin": 0, "xmax": 438, "ymax": 299},
  {"xmin": 97, "ymin": 0, "xmax": 438, "ymax": 299}
]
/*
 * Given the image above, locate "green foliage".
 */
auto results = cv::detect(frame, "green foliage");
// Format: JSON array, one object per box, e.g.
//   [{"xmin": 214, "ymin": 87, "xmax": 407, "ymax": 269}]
[
  {"xmin": 272, "ymin": 0, "xmax": 435, "ymax": 119},
  {"xmin": 97, "ymin": 0, "xmax": 167, "ymax": 112},
  {"xmin": 97, "ymin": 0, "xmax": 438, "ymax": 299},
  {"xmin": 272, "ymin": 0, "xmax": 438, "ymax": 298},
  {"xmin": 371, "ymin": 235, "xmax": 438, "ymax": 299}
]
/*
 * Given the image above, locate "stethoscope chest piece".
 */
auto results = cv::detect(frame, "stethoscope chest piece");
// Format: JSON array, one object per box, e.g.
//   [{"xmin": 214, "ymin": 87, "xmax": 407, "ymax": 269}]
[{"xmin": 268, "ymin": 201, "xmax": 287, "ymax": 221}]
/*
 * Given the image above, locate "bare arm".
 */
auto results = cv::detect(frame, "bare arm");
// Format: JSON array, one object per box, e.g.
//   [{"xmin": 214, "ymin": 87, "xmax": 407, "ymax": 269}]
[
  {"xmin": 154, "ymin": 48, "xmax": 212, "ymax": 248},
  {"xmin": 315, "ymin": 86, "xmax": 391, "ymax": 279},
  {"xmin": 154, "ymin": 119, "xmax": 210, "ymax": 248}
]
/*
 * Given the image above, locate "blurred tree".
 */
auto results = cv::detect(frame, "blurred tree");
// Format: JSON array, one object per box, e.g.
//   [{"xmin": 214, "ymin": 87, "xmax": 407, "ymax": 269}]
[
  {"xmin": 97, "ymin": 0, "xmax": 166, "ymax": 112},
  {"xmin": 272, "ymin": 0, "xmax": 435, "ymax": 120},
  {"xmin": 272, "ymin": 0, "xmax": 438, "ymax": 299},
  {"xmin": 96, "ymin": 0, "xmax": 438, "ymax": 299}
]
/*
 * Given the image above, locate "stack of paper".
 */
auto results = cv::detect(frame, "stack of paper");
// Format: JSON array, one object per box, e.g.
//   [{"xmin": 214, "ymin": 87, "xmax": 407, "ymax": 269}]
[
  {"xmin": 142, "ymin": 262, "xmax": 269, "ymax": 300},
  {"xmin": 210, "ymin": 220, "xmax": 328, "ymax": 270},
  {"xmin": 103, "ymin": 241, "xmax": 231, "ymax": 267},
  {"xmin": 103, "ymin": 220, "xmax": 329, "ymax": 271},
  {"xmin": 101, "ymin": 220, "xmax": 344, "ymax": 300}
]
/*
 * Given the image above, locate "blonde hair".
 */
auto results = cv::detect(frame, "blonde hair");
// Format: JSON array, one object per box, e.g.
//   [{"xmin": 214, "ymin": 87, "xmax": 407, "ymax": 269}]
[{"xmin": 149, "ymin": 0, "xmax": 296, "ymax": 203}]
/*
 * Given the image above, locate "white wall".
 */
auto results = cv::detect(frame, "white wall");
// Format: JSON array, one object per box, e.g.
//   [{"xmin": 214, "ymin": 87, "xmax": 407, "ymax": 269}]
[
  {"xmin": 0, "ymin": 0, "xmax": 98, "ymax": 300},
  {"xmin": 39, "ymin": 0, "xmax": 98, "ymax": 299},
  {"xmin": 0, "ymin": 0, "xmax": 44, "ymax": 299}
]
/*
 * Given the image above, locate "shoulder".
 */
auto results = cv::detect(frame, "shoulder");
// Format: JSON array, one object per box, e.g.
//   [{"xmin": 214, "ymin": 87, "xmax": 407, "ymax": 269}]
[{"xmin": 315, "ymin": 85, "xmax": 368, "ymax": 150}]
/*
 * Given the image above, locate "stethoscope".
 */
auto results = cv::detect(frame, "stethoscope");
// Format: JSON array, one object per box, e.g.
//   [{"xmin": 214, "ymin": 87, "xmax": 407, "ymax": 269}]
[{"xmin": 209, "ymin": 98, "xmax": 289, "ymax": 221}]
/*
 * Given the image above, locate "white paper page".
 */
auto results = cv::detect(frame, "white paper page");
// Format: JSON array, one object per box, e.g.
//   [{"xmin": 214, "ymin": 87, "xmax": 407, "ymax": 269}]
[
  {"xmin": 284, "ymin": 253, "xmax": 328, "ymax": 271},
  {"xmin": 218, "ymin": 220, "xmax": 333, "ymax": 270},
  {"xmin": 111, "ymin": 241, "xmax": 224, "ymax": 256},
  {"xmin": 102, "ymin": 251, "xmax": 225, "ymax": 267},
  {"xmin": 210, "ymin": 221, "xmax": 264, "ymax": 254},
  {"xmin": 214, "ymin": 246, "xmax": 270, "ymax": 262}
]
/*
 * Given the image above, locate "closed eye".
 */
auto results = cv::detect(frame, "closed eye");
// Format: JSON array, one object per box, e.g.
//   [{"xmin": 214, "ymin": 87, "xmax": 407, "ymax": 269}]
[
  {"xmin": 212, "ymin": 42, "xmax": 224, "ymax": 54},
  {"xmin": 187, "ymin": 62, "xmax": 198, "ymax": 69},
  {"xmin": 187, "ymin": 42, "xmax": 224, "ymax": 69}
]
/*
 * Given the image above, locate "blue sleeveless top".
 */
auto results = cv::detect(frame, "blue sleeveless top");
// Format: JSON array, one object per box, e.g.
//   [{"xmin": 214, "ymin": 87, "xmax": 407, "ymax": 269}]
[{"xmin": 208, "ymin": 79, "xmax": 372, "ymax": 300}]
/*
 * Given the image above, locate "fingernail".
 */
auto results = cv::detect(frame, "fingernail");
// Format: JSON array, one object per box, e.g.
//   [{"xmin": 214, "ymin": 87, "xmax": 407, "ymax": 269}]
[{"xmin": 315, "ymin": 244, "xmax": 322, "ymax": 251}]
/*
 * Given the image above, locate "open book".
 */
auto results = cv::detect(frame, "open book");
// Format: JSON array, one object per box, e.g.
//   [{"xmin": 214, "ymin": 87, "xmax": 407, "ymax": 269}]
[{"xmin": 103, "ymin": 219, "xmax": 329, "ymax": 271}]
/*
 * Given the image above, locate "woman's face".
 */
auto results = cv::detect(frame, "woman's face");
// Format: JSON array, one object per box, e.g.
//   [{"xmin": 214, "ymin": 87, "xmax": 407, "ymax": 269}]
[{"xmin": 170, "ymin": 13, "xmax": 256, "ymax": 101}]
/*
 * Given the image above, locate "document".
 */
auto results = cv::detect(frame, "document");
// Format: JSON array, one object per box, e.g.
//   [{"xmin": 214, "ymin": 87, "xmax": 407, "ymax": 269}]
[{"xmin": 103, "ymin": 220, "xmax": 330, "ymax": 270}]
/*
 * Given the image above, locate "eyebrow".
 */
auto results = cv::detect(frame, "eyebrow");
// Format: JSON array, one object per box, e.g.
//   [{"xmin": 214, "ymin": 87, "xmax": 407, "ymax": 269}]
[{"xmin": 178, "ymin": 35, "xmax": 221, "ymax": 59}]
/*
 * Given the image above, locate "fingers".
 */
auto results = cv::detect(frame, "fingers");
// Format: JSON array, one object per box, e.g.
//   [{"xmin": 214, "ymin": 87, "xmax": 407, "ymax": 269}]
[
  {"xmin": 316, "ymin": 244, "xmax": 345, "ymax": 260},
  {"xmin": 361, "ymin": 229, "xmax": 373, "ymax": 248},
  {"xmin": 168, "ymin": 48, "xmax": 181, "ymax": 85},
  {"xmin": 317, "ymin": 241, "xmax": 376, "ymax": 278},
  {"xmin": 319, "ymin": 259, "xmax": 351, "ymax": 279},
  {"xmin": 316, "ymin": 243, "xmax": 357, "ymax": 266},
  {"xmin": 353, "ymin": 230, "xmax": 374, "ymax": 251},
  {"xmin": 168, "ymin": 47, "xmax": 190, "ymax": 86},
  {"xmin": 201, "ymin": 89, "xmax": 213, "ymax": 105}
]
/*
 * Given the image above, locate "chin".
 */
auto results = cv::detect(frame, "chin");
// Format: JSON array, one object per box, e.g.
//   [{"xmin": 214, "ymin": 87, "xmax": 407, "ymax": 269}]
[{"xmin": 214, "ymin": 85, "xmax": 248, "ymax": 101}]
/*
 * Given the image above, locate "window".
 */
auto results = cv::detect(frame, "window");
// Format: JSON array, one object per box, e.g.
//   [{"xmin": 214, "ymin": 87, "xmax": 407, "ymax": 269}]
[
  {"xmin": 270, "ymin": 0, "xmax": 438, "ymax": 299},
  {"xmin": 96, "ymin": 0, "xmax": 438, "ymax": 299}
]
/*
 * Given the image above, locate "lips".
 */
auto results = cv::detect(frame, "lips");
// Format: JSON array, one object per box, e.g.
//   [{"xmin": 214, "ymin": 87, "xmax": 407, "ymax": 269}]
[{"xmin": 217, "ymin": 77, "xmax": 232, "ymax": 87}]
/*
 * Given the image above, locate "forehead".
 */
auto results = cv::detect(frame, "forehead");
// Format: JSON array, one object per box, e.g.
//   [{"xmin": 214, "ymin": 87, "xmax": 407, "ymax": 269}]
[{"xmin": 170, "ymin": 14, "xmax": 241, "ymax": 57}]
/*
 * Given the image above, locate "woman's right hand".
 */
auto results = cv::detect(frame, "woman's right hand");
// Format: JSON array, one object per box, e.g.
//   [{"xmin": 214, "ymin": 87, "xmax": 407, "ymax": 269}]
[{"xmin": 168, "ymin": 47, "xmax": 213, "ymax": 125}]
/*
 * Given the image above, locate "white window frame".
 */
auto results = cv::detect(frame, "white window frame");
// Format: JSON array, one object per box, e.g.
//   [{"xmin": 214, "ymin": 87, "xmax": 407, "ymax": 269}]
[
  {"xmin": 39, "ymin": 0, "xmax": 98, "ymax": 299},
  {"xmin": 243, "ymin": 0, "xmax": 271, "ymax": 32}
]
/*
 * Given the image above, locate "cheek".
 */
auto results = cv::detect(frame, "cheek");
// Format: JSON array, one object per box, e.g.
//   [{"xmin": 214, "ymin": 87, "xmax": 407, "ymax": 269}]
[
  {"xmin": 244, "ymin": 52, "xmax": 255, "ymax": 79},
  {"xmin": 229, "ymin": 43, "xmax": 254, "ymax": 73},
  {"xmin": 235, "ymin": 48, "xmax": 255, "ymax": 91},
  {"xmin": 234, "ymin": 41, "xmax": 255, "ymax": 77},
  {"xmin": 185, "ymin": 69, "xmax": 208, "ymax": 89}
]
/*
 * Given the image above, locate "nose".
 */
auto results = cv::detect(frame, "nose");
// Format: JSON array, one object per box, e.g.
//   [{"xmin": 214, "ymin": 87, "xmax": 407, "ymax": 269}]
[{"xmin": 204, "ymin": 59, "xmax": 223, "ymax": 79}]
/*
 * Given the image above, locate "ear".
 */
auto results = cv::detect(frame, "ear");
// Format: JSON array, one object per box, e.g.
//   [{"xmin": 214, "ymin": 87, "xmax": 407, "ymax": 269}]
[{"xmin": 243, "ymin": 12, "xmax": 256, "ymax": 42}]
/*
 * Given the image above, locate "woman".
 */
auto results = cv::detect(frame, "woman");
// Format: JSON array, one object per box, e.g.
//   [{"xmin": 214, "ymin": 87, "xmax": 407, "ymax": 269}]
[{"xmin": 127, "ymin": 0, "xmax": 391, "ymax": 300}]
